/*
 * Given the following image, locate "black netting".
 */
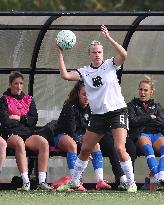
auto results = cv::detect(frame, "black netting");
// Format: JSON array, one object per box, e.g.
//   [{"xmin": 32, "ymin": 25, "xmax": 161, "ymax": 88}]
[
  {"xmin": 0, "ymin": 30, "xmax": 39, "ymax": 68},
  {"xmin": 0, "ymin": 12, "xmax": 164, "ymax": 125}
]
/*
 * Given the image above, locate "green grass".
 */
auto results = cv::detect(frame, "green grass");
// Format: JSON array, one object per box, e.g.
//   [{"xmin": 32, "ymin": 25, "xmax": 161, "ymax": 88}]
[{"xmin": 0, "ymin": 190, "xmax": 164, "ymax": 205}]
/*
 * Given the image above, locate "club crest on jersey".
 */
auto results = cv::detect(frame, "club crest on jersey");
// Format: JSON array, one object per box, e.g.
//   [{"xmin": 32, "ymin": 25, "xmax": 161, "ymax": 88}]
[
  {"xmin": 92, "ymin": 76, "xmax": 103, "ymax": 87},
  {"xmin": 84, "ymin": 113, "xmax": 89, "ymax": 121}
]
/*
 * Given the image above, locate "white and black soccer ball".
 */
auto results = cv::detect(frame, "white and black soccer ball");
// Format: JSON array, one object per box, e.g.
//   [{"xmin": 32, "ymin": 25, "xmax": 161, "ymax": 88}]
[{"xmin": 56, "ymin": 30, "xmax": 76, "ymax": 49}]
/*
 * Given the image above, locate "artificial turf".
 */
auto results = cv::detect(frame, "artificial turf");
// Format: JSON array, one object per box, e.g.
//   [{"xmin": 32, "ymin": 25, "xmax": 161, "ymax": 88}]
[{"xmin": 0, "ymin": 190, "xmax": 163, "ymax": 205}]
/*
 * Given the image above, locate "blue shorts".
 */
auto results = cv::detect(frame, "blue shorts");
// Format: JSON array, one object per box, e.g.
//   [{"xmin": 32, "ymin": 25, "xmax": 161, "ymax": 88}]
[
  {"xmin": 139, "ymin": 132, "xmax": 163, "ymax": 144},
  {"xmin": 51, "ymin": 133, "xmax": 66, "ymax": 154},
  {"xmin": 53, "ymin": 133, "xmax": 84, "ymax": 146},
  {"xmin": 53, "ymin": 133, "xmax": 65, "ymax": 147}
]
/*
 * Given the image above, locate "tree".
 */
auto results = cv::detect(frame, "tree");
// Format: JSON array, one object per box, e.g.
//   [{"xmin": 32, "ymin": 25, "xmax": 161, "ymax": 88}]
[{"xmin": 0, "ymin": 0, "xmax": 164, "ymax": 11}]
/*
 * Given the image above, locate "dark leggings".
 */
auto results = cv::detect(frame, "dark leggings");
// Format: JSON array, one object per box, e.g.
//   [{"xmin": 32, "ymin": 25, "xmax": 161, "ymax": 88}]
[{"xmin": 99, "ymin": 131, "xmax": 137, "ymax": 184}]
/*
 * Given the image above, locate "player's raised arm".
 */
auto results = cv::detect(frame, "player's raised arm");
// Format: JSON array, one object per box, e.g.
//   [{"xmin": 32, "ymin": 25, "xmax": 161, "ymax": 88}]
[
  {"xmin": 100, "ymin": 25, "xmax": 127, "ymax": 66},
  {"xmin": 55, "ymin": 42, "xmax": 80, "ymax": 81}
]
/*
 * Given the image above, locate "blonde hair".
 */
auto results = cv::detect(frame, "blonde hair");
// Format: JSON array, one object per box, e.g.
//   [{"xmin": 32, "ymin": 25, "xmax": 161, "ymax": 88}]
[
  {"xmin": 88, "ymin": 40, "xmax": 103, "ymax": 53},
  {"xmin": 139, "ymin": 75, "xmax": 155, "ymax": 91}
]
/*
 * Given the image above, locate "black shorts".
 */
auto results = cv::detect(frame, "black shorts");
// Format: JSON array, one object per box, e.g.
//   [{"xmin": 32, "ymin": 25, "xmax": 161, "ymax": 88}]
[
  {"xmin": 87, "ymin": 107, "xmax": 128, "ymax": 134},
  {"xmin": 2, "ymin": 130, "xmax": 34, "ymax": 141},
  {"xmin": 2, "ymin": 134, "xmax": 31, "ymax": 142}
]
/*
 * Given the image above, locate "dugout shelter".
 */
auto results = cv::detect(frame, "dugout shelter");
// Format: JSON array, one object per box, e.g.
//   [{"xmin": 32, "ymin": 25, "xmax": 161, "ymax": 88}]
[{"xmin": 0, "ymin": 11, "xmax": 164, "ymax": 185}]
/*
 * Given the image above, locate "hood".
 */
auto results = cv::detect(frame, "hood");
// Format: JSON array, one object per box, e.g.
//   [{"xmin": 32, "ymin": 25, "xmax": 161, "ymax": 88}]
[
  {"xmin": 3, "ymin": 88, "xmax": 26, "ymax": 100},
  {"xmin": 133, "ymin": 97, "xmax": 155, "ymax": 107}
]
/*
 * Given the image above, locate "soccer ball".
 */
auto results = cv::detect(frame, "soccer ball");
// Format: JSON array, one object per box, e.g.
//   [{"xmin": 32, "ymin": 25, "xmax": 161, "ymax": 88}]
[{"xmin": 56, "ymin": 30, "xmax": 76, "ymax": 49}]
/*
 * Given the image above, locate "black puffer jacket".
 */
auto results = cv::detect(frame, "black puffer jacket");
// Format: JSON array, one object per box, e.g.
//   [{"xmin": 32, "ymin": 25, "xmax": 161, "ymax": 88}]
[
  {"xmin": 127, "ymin": 98, "xmax": 164, "ymax": 143},
  {"xmin": 38, "ymin": 102, "xmax": 91, "ymax": 146},
  {"xmin": 56, "ymin": 102, "xmax": 91, "ymax": 139},
  {"xmin": 127, "ymin": 98, "xmax": 164, "ymax": 142},
  {"xmin": 0, "ymin": 88, "xmax": 38, "ymax": 138}
]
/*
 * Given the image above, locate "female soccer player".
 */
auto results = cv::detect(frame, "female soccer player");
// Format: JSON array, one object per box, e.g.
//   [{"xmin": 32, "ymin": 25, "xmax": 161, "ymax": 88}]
[{"xmin": 56, "ymin": 25, "xmax": 137, "ymax": 192}]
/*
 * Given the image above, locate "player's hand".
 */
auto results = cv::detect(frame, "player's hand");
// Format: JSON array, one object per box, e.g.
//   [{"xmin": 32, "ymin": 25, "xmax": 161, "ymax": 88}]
[
  {"xmin": 150, "ymin": 114, "xmax": 156, "ymax": 119},
  {"xmin": 55, "ymin": 40, "xmax": 63, "ymax": 52},
  {"xmin": 9, "ymin": 114, "xmax": 20, "ymax": 121},
  {"xmin": 101, "ymin": 25, "xmax": 110, "ymax": 38}
]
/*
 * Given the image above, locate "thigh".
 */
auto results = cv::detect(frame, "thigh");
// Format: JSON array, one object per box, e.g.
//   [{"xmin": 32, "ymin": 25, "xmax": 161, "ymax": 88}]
[
  {"xmin": 110, "ymin": 108, "xmax": 128, "ymax": 130},
  {"xmin": 137, "ymin": 135, "xmax": 152, "ymax": 148},
  {"xmin": 87, "ymin": 114, "xmax": 108, "ymax": 134},
  {"xmin": 0, "ymin": 137, "xmax": 7, "ymax": 148},
  {"xmin": 112, "ymin": 128, "xmax": 127, "ymax": 148},
  {"xmin": 7, "ymin": 135, "xmax": 24, "ymax": 149},
  {"xmin": 58, "ymin": 134, "xmax": 77, "ymax": 152},
  {"xmin": 81, "ymin": 130, "xmax": 103, "ymax": 153},
  {"xmin": 25, "ymin": 135, "xmax": 48, "ymax": 151}
]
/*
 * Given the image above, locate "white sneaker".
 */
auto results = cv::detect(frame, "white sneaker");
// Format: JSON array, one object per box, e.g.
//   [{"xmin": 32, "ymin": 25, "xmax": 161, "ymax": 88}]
[
  {"xmin": 37, "ymin": 182, "xmax": 53, "ymax": 191},
  {"xmin": 126, "ymin": 182, "xmax": 137, "ymax": 193},
  {"xmin": 155, "ymin": 180, "xmax": 164, "ymax": 191},
  {"xmin": 17, "ymin": 182, "xmax": 30, "ymax": 191},
  {"xmin": 118, "ymin": 182, "xmax": 127, "ymax": 191}
]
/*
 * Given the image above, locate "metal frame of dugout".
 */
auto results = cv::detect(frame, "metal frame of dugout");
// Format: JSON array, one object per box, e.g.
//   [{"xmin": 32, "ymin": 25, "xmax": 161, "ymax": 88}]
[{"xmin": 0, "ymin": 11, "xmax": 164, "ymax": 189}]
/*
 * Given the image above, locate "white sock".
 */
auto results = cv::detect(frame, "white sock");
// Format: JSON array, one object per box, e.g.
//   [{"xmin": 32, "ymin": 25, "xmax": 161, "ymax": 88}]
[
  {"xmin": 69, "ymin": 169, "xmax": 74, "ymax": 178},
  {"xmin": 38, "ymin": 172, "xmax": 46, "ymax": 184},
  {"xmin": 21, "ymin": 172, "xmax": 30, "ymax": 184},
  {"xmin": 95, "ymin": 168, "xmax": 103, "ymax": 182},
  {"xmin": 158, "ymin": 171, "xmax": 164, "ymax": 181},
  {"xmin": 72, "ymin": 158, "xmax": 88, "ymax": 185},
  {"xmin": 120, "ymin": 159, "xmax": 135, "ymax": 185},
  {"xmin": 120, "ymin": 175, "xmax": 127, "ymax": 184}
]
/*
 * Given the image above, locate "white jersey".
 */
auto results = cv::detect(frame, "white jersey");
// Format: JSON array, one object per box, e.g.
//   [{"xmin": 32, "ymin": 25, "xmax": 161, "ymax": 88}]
[{"xmin": 77, "ymin": 58, "xmax": 127, "ymax": 114}]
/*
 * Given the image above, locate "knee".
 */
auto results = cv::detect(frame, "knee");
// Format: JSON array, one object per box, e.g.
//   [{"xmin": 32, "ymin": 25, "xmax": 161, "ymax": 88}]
[
  {"xmin": 92, "ymin": 143, "xmax": 100, "ymax": 152},
  {"xmin": 80, "ymin": 145, "xmax": 92, "ymax": 156},
  {"xmin": 15, "ymin": 139, "xmax": 26, "ymax": 152},
  {"xmin": 67, "ymin": 141, "xmax": 77, "ymax": 152},
  {"xmin": 0, "ymin": 138, "xmax": 7, "ymax": 150},
  {"xmin": 39, "ymin": 137, "xmax": 49, "ymax": 151}
]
